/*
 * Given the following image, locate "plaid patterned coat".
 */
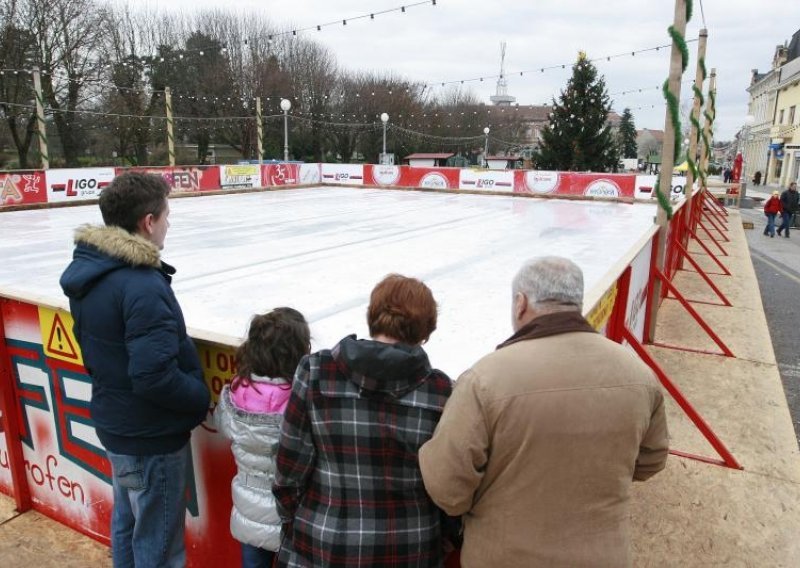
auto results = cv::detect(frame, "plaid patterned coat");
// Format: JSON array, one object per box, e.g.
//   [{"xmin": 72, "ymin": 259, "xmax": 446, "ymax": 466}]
[{"xmin": 273, "ymin": 335, "xmax": 453, "ymax": 567}]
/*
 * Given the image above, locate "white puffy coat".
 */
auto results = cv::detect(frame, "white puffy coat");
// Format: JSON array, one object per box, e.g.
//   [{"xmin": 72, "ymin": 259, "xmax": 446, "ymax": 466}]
[{"xmin": 215, "ymin": 380, "xmax": 288, "ymax": 551}]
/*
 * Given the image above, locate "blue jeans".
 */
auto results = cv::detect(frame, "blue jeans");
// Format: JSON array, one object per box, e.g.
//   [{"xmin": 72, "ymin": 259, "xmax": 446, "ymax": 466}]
[
  {"xmin": 765, "ymin": 213, "xmax": 777, "ymax": 236},
  {"xmin": 241, "ymin": 543, "xmax": 276, "ymax": 568},
  {"xmin": 778, "ymin": 211, "xmax": 792, "ymax": 236},
  {"xmin": 107, "ymin": 444, "xmax": 191, "ymax": 568}
]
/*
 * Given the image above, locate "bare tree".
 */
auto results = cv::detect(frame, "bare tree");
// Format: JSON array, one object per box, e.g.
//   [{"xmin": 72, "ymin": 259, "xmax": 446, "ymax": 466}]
[{"xmin": 0, "ymin": 0, "xmax": 38, "ymax": 167}]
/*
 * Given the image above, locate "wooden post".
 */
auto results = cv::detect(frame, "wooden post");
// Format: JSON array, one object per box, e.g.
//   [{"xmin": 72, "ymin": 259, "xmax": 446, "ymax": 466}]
[
  {"xmin": 256, "ymin": 97, "xmax": 264, "ymax": 164},
  {"xmin": 31, "ymin": 68, "xmax": 49, "ymax": 169},
  {"xmin": 700, "ymin": 70, "xmax": 716, "ymax": 183},
  {"xmin": 647, "ymin": 0, "xmax": 688, "ymax": 343},
  {"xmin": 684, "ymin": 29, "xmax": 708, "ymax": 234},
  {"xmin": 165, "ymin": 87, "xmax": 176, "ymax": 167}
]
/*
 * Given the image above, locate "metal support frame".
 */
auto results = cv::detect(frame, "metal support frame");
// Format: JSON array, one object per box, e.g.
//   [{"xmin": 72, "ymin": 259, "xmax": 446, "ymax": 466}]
[
  {"xmin": 607, "ymin": 265, "xmax": 741, "ymax": 470},
  {"xmin": 670, "ymin": 240, "xmax": 732, "ymax": 306},
  {"xmin": 650, "ymin": 268, "xmax": 735, "ymax": 357},
  {"xmin": 701, "ymin": 199, "xmax": 729, "ymax": 231},
  {"xmin": 0, "ymin": 300, "xmax": 33, "ymax": 512},
  {"xmin": 687, "ymin": 227, "xmax": 731, "ymax": 275},
  {"xmin": 622, "ymin": 326, "xmax": 742, "ymax": 469},
  {"xmin": 701, "ymin": 206, "xmax": 730, "ymax": 241},
  {"xmin": 696, "ymin": 218, "xmax": 728, "ymax": 256},
  {"xmin": 703, "ymin": 189, "xmax": 729, "ymax": 217}
]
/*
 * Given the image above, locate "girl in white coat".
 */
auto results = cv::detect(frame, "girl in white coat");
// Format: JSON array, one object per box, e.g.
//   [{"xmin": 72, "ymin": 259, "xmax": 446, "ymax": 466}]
[{"xmin": 215, "ymin": 307, "xmax": 311, "ymax": 568}]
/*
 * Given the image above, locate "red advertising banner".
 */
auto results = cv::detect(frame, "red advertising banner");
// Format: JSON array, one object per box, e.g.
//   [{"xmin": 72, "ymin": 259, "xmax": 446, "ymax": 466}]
[
  {"xmin": 364, "ymin": 165, "xmax": 460, "ymax": 190},
  {"xmin": 514, "ymin": 170, "xmax": 637, "ymax": 198},
  {"xmin": 262, "ymin": 163, "xmax": 301, "ymax": 187},
  {"xmin": 0, "ymin": 170, "xmax": 48, "ymax": 208},
  {"xmin": 118, "ymin": 166, "xmax": 221, "ymax": 193}
]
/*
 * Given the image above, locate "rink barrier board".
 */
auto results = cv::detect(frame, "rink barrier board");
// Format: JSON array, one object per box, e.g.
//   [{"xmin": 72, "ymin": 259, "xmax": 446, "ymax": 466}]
[{"xmin": 1, "ymin": 163, "xmax": 693, "ymax": 210}]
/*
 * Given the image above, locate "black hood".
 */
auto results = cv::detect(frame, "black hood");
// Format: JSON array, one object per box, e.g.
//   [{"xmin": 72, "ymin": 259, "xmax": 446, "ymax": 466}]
[{"xmin": 334, "ymin": 335, "xmax": 433, "ymax": 398}]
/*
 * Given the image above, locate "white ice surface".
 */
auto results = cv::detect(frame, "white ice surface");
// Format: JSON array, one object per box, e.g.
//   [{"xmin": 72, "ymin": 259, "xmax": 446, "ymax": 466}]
[{"xmin": 0, "ymin": 187, "xmax": 656, "ymax": 378}]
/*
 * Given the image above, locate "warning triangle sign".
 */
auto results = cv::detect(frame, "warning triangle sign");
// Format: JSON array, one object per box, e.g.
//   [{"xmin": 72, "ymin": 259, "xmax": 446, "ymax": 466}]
[{"xmin": 46, "ymin": 313, "xmax": 79, "ymax": 361}]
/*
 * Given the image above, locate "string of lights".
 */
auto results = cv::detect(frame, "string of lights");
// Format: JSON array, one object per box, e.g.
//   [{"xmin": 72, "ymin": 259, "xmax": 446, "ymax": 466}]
[
  {"xmin": 0, "ymin": 37, "xmax": 697, "ymax": 105},
  {"xmin": 427, "ymin": 39, "xmax": 698, "ymax": 88}
]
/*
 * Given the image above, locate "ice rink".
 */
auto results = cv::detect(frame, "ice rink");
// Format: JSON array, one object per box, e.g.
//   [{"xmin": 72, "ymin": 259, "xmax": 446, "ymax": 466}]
[{"xmin": 0, "ymin": 187, "xmax": 657, "ymax": 376}]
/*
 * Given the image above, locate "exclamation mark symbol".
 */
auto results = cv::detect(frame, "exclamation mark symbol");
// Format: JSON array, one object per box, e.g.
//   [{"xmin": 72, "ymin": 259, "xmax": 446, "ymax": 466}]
[{"xmin": 56, "ymin": 326, "xmax": 63, "ymax": 351}]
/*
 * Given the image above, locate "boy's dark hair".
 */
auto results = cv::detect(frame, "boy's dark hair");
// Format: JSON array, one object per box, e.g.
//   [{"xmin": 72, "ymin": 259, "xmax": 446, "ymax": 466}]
[
  {"xmin": 232, "ymin": 307, "xmax": 311, "ymax": 390},
  {"xmin": 99, "ymin": 172, "xmax": 171, "ymax": 233}
]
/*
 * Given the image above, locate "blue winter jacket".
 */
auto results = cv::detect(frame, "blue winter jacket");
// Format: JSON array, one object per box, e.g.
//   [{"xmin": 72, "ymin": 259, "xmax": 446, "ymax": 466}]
[{"xmin": 60, "ymin": 225, "xmax": 210, "ymax": 455}]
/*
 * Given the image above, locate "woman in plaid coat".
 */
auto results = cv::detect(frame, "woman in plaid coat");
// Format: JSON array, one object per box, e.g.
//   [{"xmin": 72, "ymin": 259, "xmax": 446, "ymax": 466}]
[{"xmin": 273, "ymin": 274, "xmax": 454, "ymax": 567}]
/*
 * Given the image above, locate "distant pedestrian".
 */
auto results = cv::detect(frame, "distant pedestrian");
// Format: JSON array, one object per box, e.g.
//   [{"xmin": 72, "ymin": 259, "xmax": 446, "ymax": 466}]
[
  {"xmin": 763, "ymin": 191, "xmax": 782, "ymax": 238},
  {"xmin": 215, "ymin": 307, "xmax": 311, "ymax": 568},
  {"xmin": 777, "ymin": 181, "xmax": 799, "ymax": 238},
  {"xmin": 753, "ymin": 171, "xmax": 762, "ymax": 186}
]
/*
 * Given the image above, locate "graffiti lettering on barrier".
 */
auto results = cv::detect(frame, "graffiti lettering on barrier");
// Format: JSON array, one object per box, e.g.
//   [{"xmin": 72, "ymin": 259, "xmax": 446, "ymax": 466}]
[
  {"xmin": 7, "ymin": 337, "xmax": 201, "ymax": 514},
  {"xmin": 0, "ymin": 452, "xmax": 86, "ymax": 504},
  {"xmin": 167, "ymin": 171, "xmax": 200, "ymax": 190}
]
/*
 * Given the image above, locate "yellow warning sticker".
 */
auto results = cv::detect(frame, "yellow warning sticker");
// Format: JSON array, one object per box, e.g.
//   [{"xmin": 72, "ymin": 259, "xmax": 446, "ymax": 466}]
[
  {"xmin": 196, "ymin": 341, "xmax": 237, "ymax": 405},
  {"xmin": 39, "ymin": 306, "xmax": 83, "ymax": 366},
  {"xmin": 586, "ymin": 283, "xmax": 618, "ymax": 331}
]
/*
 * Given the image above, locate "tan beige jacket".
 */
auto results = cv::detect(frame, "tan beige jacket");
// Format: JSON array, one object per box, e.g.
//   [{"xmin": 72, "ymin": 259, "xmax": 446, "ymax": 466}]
[{"xmin": 419, "ymin": 330, "xmax": 668, "ymax": 568}]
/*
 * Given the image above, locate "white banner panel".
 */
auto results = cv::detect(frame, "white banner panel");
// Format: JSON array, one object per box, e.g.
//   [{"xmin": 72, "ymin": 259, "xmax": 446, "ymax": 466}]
[
  {"xmin": 299, "ymin": 163, "xmax": 322, "ymax": 185},
  {"xmin": 220, "ymin": 165, "xmax": 260, "ymax": 188},
  {"xmin": 625, "ymin": 237, "xmax": 653, "ymax": 343},
  {"xmin": 320, "ymin": 163, "xmax": 364, "ymax": 185},
  {"xmin": 635, "ymin": 175, "xmax": 695, "ymax": 200},
  {"xmin": 458, "ymin": 168, "xmax": 515, "ymax": 192},
  {"xmin": 46, "ymin": 168, "xmax": 116, "ymax": 203}
]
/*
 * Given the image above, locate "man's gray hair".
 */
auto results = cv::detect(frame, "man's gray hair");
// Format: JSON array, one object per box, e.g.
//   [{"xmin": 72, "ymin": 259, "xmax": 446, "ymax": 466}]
[{"xmin": 512, "ymin": 256, "xmax": 584, "ymax": 312}]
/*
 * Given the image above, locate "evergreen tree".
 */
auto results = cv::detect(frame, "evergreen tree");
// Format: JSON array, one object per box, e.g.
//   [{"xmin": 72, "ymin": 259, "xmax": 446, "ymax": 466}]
[
  {"xmin": 534, "ymin": 52, "xmax": 616, "ymax": 172},
  {"xmin": 617, "ymin": 108, "xmax": 638, "ymax": 159}
]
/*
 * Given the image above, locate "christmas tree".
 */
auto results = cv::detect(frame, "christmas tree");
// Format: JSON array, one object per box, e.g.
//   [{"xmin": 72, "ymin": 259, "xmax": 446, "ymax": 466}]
[
  {"xmin": 617, "ymin": 108, "xmax": 638, "ymax": 159},
  {"xmin": 534, "ymin": 52, "xmax": 617, "ymax": 172}
]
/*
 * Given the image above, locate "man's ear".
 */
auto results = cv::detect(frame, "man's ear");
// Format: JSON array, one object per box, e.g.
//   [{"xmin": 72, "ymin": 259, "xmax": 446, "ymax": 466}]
[
  {"xmin": 514, "ymin": 292, "xmax": 528, "ymax": 323},
  {"xmin": 137, "ymin": 213, "xmax": 154, "ymax": 237}
]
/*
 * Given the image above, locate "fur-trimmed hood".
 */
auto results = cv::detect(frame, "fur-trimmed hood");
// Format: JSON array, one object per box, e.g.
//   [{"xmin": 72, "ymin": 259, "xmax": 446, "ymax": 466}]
[
  {"xmin": 74, "ymin": 224, "xmax": 161, "ymax": 267},
  {"xmin": 60, "ymin": 224, "xmax": 166, "ymax": 300}
]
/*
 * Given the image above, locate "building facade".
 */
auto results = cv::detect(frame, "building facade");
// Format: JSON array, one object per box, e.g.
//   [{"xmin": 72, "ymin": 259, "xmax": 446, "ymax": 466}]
[
  {"xmin": 746, "ymin": 29, "xmax": 800, "ymax": 187},
  {"xmin": 769, "ymin": 53, "xmax": 800, "ymax": 186}
]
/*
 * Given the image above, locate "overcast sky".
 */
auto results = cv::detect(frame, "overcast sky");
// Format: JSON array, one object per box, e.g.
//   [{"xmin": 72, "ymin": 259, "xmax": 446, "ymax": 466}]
[{"xmin": 153, "ymin": 0, "xmax": 800, "ymax": 141}]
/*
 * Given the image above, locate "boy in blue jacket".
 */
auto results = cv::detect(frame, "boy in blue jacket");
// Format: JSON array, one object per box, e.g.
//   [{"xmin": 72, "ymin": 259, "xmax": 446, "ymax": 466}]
[{"xmin": 60, "ymin": 172, "xmax": 210, "ymax": 568}]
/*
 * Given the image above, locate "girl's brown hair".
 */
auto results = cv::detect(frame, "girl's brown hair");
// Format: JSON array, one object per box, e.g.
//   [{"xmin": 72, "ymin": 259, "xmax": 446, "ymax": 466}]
[
  {"xmin": 367, "ymin": 274, "xmax": 438, "ymax": 345},
  {"xmin": 231, "ymin": 307, "xmax": 311, "ymax": 391}
]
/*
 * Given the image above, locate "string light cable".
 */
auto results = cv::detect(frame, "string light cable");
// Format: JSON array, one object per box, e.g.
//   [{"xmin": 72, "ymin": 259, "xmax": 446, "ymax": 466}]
[{"xmin": 428, "ymin": 39, "xmax": 698, "ymax": 88}]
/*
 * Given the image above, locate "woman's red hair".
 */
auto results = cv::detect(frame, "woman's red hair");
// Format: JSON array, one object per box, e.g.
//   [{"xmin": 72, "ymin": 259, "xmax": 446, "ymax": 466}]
[{"xmin": 367, "ymin": 274, "xmax": 437, "ymax": 345}]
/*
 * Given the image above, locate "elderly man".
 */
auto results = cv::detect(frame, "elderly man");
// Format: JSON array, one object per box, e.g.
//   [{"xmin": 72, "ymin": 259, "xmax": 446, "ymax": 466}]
[{"xmin": 419, "ymin": 256, "xmax": 668, "ymax": 568}]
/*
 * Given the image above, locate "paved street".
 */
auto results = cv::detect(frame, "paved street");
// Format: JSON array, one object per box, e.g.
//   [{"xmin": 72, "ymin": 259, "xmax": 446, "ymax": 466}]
[{"xmin": 738, "ymin": 190, "xmax": 800, "ymax": 446}]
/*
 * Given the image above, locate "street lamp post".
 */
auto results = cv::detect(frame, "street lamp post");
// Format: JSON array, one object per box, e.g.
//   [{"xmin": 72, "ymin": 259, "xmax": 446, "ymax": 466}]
[
  {"xmin": 280, "ymin": 98, "xmax": 292, "ymax": 161},
  {"xmin": 380, "ymin": 113, "xmax": 389, "ymax": 164},
  {"xmin": 483, "ymin": 127, "xmax": 490, "ymax": 168}
]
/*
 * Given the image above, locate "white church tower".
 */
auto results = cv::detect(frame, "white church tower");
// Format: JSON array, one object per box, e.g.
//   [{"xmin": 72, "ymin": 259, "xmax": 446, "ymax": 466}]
[{"xmin": 490, "ymin": 41, "xmax": 516, "ymax": 106}]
